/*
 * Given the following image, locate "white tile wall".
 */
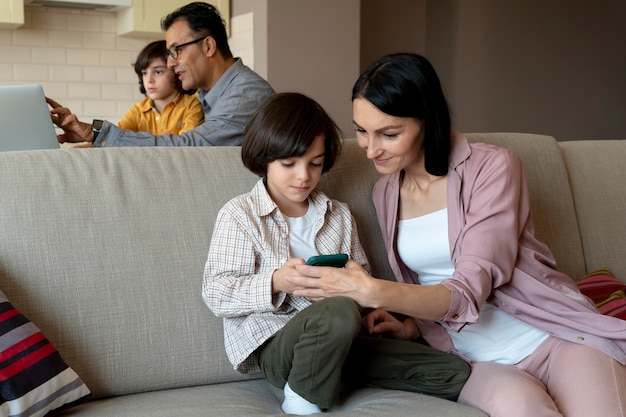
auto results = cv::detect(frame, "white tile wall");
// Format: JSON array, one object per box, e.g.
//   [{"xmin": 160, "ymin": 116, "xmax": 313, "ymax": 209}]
[
  {"xmin": 229, "ymin": 12, "xmax": 254, "ymax": 71},
  {"xmin": 0, "ymin": 6, "xmax": 254, "ymax": 125}
]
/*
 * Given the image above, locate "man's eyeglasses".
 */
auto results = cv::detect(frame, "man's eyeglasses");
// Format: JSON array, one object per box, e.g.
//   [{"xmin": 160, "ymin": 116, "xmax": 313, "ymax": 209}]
[{"xmin": 166, "ymin": 36, "xmax": 208, "ymax": 60}]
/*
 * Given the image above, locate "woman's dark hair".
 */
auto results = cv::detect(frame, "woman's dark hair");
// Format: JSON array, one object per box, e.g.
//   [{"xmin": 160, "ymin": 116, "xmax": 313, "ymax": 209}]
[
  {"xmin": 133, "ymin": 40, "xmax": 194, "ymax": 96},
  {"xmin": 352, "ymin": 53, "xmax": 451, "ymax": 176},
  {"xmin": 161, "ymin": 2, "xmax": 232, "ymax": 59},
  {"xmin": 241, "ymin": 93, "xmax": 342, "ymax": 177}
]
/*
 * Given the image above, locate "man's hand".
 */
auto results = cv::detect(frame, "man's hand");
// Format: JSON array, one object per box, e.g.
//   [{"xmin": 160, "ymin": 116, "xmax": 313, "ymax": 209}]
[{"xmin": 46, "ymin": 97, "xmax": 94, "ymax": 143}]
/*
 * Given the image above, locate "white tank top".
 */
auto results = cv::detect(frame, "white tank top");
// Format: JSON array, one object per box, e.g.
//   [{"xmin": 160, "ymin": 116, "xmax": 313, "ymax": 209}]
[{"xmin": 397, "ymin": 208, "xmax": 548, "ymax": 364}]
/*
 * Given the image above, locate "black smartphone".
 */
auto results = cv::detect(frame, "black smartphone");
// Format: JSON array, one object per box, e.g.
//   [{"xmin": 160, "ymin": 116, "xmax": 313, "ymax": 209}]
[{"xmin": 305, "ymin": 254, "xmax": 349, "ymax": 267}]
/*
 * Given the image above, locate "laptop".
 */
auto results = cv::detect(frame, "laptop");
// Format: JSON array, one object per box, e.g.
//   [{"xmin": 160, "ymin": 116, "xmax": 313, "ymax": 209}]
[{"xmin": 0, "ymin": 84, "xmax": 61, "ymax": 152}]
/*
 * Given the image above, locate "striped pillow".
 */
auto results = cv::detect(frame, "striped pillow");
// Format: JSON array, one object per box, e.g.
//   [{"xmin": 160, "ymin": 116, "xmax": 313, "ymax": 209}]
[
  {"xmin": 0, "ymin": 290, "xmax": 91, "ymax": 416},
  {"xmin": 577, "ymin": 268, "xmax": 626, "ymax": 320}
]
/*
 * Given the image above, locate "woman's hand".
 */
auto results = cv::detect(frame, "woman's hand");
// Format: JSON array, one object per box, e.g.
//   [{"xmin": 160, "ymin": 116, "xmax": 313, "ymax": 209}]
[
  {"xmin": 287, "ymin": 260, "xmax": 375, "ymax": 306},
  {"xmin": 46, "ymin": 97, "xmax": 94, "ymax": 143},
  {"xmin": 363, "ymin": 309, "xmax": 421, "ymax": 340},
  {"xmin": 289, "ymin": 260, "xmax": 452, "ymax": 321}
]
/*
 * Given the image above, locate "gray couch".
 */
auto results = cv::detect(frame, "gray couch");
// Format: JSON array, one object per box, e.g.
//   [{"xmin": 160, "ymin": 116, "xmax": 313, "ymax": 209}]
[{"xmin": 1, "ymin": 133, "xmax": 624, "ymax": 416}]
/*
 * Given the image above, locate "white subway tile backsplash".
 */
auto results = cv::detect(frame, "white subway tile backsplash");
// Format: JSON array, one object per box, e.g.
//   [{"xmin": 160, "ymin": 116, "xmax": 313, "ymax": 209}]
[
  {"xmin": 117, "ymin": 100, "xmax": 137, "ymax": 115},
  {"xmin": 0, "ymin": 48, "xmax": 30, "ymax": 66},
  {"xmin": 84, "ymin": 99, "xmax": 116, "ymax": 118},
  {"xmin": 100, "ymin": 15, "xmax": 117, "ymax": 34},
  {"xmin": 1, "ymin": 6, "xmax": 252, "ymax": 127},
  {"xmin": 116, "ymin": 67, "xmax": 137, "ymax": 84},
  {"xmin": 67, "ymin": 48, "xmax": 101, "ymax": 66},
  {"xmin": 84, "ymin": 66, "xmax": 117, "ymax": 83},
  {"xmin": 68, "ymin": 82, "xmax": 101, "ymax": 99},
  {"xmin": 29, "ymin": 9, "xmax": 67, "ymax": 30},
  {"xmin": 66, "ymin": 13, "xmax": 102, "ymax": 33},
  {"xmin": 32, "ymin": 47, "xmax": 66, "ymax": 64},
  {"xmin": 116, "ymin": 35, "xmax": 160, "ymax": 51},
  {"xmin": 102, "ymin": 83, "xmax": 139, "ymax": 101},
  {"xmin": 83, "ymin": 32, "xmax": 117, "ymax": 50},
  {"xmin": 12, "ymin": 29, "xmax": 48, "ymax": 46},
  {"xmin": 14, "ymin": 64, "xmax": 48, "ymax": 81},
  {"xmin": 48, "ymin": 30, "xmax": 83, "ymax": 48},
  {"xmin": 0, "ymin": 64, "xmax": 13, "ymax": 80},
  {"xmin": 230, "ymin": 12, "xmax": 253, "ymax": 68},
  {"xmin": 57, "ymin": 99, "xmax": 84, "ymax": 114},
  {"xmin": 100, "ymin": 49, "xmax": 135, "ymax": 67},
  {"xmin": 40, "ymin": 82, "xmax": 67, "ymax": 99},
  {"xmin": 231, "ymin": 12, "xmax": 253, "ymax": 33},
  {"xmin": 0, "ymin": 31, "xmax": 10, "ymax": 44},
  {"xmin": 49, "ymin": 65, "xmax": 82, "ymax": 82},
  {"xmin": 229, "ymin": 32, "xmax": 253, "ymax": 50}
]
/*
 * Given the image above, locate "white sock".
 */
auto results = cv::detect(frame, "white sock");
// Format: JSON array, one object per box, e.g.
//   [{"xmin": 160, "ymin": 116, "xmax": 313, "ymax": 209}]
[{"xmin": 281, "ymin": 382, "xmax": 322, "ymax": 415}]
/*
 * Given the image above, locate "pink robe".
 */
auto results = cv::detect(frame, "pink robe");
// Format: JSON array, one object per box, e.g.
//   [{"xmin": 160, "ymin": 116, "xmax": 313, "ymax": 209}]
[{"xmin": 372, "ymin": 132, "xmax": 626, "ymax": 363}]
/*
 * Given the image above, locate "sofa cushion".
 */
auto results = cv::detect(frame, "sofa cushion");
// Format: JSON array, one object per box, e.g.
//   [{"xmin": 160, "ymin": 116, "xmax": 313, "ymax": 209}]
[
  {"xmin": 55, "ymin": 379, "xmax": 487, "ymax": 417},
  {"xmin": 0, "ymin": 289, "xmax": 91, "ymax": 416}
]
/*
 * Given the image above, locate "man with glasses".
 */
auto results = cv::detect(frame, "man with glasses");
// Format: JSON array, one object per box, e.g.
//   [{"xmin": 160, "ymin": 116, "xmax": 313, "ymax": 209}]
[{"xmin": 47, "ymin": 2, "xmax": 274, "ymax": 147}]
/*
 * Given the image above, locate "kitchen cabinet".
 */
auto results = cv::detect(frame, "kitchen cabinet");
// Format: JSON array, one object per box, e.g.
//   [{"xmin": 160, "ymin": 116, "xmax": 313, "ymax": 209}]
[
  {"xmin": 118, "ymin": 0, "xmax": 229, "ymax": 37},
  {"xmin": 0, "ymin": 0, "xmax": 24, "ymax": 29}
]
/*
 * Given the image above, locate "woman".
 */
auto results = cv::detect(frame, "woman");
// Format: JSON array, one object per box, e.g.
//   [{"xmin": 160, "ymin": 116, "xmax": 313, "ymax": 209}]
[{"xmin": 287, "ymin": 53, "xmax": 626, "ymax": 417}]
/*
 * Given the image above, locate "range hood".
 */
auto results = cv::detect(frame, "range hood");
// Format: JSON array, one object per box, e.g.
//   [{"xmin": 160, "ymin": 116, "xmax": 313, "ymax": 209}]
[{"xmin": 24, "ymin": 0, "xmax": 132, "ymax": 12}]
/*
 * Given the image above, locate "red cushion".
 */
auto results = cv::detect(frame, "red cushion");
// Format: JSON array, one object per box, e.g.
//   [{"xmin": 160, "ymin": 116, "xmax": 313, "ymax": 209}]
[
  {"xmin": 577, "ymin": 267, "xmax": 626, "ymax": 320},
  {"xmin": 596, "ymin": 291, "xmax": 626, "ymax": 320}
]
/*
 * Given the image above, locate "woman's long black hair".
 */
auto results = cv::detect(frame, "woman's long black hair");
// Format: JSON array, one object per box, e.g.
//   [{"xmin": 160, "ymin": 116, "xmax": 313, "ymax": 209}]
[{"xmin": 352, "ymin": 53, "xmax": 451, "ymax": 176}]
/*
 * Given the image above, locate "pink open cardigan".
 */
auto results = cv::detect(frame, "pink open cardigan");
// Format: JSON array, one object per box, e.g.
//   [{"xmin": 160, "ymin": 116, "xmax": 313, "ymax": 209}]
[{"xmin": 372, "ymin": 131, "xmax": 626, "ymax": 364}]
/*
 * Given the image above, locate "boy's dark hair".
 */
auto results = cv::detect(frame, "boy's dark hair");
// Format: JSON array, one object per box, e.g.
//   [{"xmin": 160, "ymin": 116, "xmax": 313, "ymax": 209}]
[
  {"xmin": 352, "ymin": 53, "xmax": 451, "ymax": 176},
  {"xmin": 242, "ymin": 93, "xmax": 342, "ymax": 177},
  {"xmin": 133, "ymin": 40, "xmax": 194, "ymax": 96},
  {"xmin": 161, "ymin": 2, "xmax": 232, "ymax": 59}
]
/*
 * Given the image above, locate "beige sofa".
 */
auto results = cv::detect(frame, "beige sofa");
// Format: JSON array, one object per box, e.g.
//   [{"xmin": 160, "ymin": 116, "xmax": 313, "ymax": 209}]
[{"xmin": 0, "ymin": 133, "xmax": 624, "ymax": 416}]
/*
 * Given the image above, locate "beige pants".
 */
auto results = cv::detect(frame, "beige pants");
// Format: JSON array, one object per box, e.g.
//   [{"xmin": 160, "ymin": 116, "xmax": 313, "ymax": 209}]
[{"xmin": 458, "ymin": 336, "xmax": 626, "ymax": 417}]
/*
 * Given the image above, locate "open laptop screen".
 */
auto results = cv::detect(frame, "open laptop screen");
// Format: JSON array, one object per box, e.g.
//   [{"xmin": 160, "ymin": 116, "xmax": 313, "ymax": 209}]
[{"xmin": 0, "ymin": 84, "xmax": 60, "ymax": 152}]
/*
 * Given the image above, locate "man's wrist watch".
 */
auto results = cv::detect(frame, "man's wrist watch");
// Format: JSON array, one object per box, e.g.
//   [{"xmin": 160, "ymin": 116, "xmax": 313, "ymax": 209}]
[{"xmin": 91, "ymin": 119, "xmax": 104, "ymax": 142}]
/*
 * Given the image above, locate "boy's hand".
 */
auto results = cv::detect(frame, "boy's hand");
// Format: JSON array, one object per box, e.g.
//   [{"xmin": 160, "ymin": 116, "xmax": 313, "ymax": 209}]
[{"xmin": 271, "ymin": 258, "xmax": 306, "ymax": 294}]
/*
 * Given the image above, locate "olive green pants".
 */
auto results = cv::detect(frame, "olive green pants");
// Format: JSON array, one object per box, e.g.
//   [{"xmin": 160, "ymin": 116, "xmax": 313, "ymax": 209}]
[{"xmin": 256, "ymin": 297, "xmax": 470, "ymax": 409}]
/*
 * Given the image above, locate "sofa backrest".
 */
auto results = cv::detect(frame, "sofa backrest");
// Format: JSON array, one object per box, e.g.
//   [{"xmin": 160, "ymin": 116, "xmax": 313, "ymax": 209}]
[
  {"xmin": 0, "ymin": 147, "xmax": 263, "ymax": 397},
  {"xmin": 560, "ymin": 140, "xmax": 626, "ymax": 282},
  {"xmin": 0, "ymin": 140, "xmax": 393, "ymax": 398},
  {"xmin": 0, "ymin": 133, "xmax": 598, "ymax": 398}
]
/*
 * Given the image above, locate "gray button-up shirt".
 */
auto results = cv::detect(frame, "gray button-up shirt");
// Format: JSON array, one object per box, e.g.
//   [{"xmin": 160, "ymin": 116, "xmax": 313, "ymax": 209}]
[{"xmin": 94, "ymin": 58, "xmax": 274, "ymax": 147}]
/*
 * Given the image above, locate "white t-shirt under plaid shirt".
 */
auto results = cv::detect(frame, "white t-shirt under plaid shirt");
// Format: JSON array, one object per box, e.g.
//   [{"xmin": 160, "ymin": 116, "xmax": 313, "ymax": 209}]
[{"xmin": 202, "ymin": 179, "xmax": 370, "ymax": 374}]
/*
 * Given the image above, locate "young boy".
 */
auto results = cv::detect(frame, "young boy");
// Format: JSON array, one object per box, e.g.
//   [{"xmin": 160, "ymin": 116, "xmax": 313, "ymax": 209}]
[{"xmin": 118, "ymin": 40, "xmax": 203, "ymax": 135}]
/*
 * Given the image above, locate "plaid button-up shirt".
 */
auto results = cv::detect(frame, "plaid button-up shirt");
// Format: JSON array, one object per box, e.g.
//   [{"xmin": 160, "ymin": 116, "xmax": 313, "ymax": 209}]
[{"xmin": 202, "ymin": 179, "xmax": 369, "ymax": 373}]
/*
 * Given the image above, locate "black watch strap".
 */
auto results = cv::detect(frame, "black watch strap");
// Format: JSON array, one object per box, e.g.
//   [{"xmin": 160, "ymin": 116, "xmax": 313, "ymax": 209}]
[{"xmin": 91, "ymin": 119, "xmax": 104, "ymax": 142}]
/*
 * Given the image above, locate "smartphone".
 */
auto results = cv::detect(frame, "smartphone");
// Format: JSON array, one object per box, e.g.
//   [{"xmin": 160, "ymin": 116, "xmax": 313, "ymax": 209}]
[{"xmin": 305, "ymin": 254, "xmax": 349, "ymax": 267}]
